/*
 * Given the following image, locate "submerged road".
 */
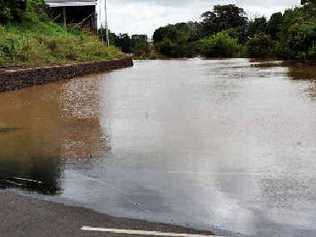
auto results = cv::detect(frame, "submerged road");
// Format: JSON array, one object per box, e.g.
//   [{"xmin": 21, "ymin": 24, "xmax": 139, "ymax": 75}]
[
  {"xmin": 1, "ymin": 59, "xmax": 316, "ymax": 236},
  {"xmin": 0, "ymin": 191, "xmax": 214, "ymax": 237}
]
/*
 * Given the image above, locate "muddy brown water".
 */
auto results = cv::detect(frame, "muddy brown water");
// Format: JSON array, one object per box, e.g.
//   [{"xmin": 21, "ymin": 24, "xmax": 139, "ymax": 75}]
[{"xmin": 0, "ymin": 59, "xmax": 316, "ymax": 236}]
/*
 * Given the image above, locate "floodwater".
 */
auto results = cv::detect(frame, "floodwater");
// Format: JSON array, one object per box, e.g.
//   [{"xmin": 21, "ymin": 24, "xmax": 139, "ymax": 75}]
[{"xmin": 1, "ymin": 59, "xmax": 316, "ymax": 236}]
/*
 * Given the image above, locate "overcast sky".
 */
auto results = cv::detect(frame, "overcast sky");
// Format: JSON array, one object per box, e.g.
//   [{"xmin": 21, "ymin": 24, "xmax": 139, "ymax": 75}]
[{"xmin": 98, "ymin": 0, "xmax": 300, "ymax": 37}]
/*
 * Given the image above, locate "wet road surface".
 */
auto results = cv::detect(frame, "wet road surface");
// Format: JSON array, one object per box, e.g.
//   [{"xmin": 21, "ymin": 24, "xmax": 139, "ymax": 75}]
[
  {"xmin": 0, "ymin": 191, "xmax": 213, "ymax": 237},
  {"xmin": 0, "ymin": 59, "xmax": 316, "ymax": 236}
]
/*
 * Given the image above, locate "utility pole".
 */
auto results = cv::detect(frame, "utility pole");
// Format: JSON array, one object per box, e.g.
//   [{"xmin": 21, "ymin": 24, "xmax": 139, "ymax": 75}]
[
  {"xmin": 98, "ymin": 0, "xmax": 103, "ymax": 43},
  {"xmin": 104, "ymin": 0, "xmax": 110, "ymax": 46}
]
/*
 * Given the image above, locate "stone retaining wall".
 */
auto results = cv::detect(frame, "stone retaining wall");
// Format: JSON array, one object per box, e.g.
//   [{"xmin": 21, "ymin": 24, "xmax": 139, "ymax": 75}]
[{"xmin": 0, "ymin": 58, "xmax": 133, "ymax": 92}]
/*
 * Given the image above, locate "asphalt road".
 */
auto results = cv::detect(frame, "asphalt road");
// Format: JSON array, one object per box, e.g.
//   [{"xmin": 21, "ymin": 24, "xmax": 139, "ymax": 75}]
[{"xmin": 0, "ymin": 191, "xmax": 214, "ymax": 237}]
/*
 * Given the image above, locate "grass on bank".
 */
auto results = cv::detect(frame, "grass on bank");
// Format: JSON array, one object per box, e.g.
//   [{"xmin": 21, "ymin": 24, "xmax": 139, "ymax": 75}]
[{"xmin": 0, "ymin": 1, "xmax": 124, "ymax": 67}]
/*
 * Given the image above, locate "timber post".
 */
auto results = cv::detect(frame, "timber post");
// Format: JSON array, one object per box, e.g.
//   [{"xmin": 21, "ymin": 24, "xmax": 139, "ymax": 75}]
[{"xmin": 62, "ymin": 7, "xmax": 67, "ymax": 28}]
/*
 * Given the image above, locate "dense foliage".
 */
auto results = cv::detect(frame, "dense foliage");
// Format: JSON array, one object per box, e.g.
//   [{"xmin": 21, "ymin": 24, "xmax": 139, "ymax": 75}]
[
  {"xmin": 200, "ymin": 32, "xmax": 241, "ymax": 58},
  {"xmin": 0, "ymin": 0, "xmax": 123, "ymax": 66},
  {"xmin": 151, "ymin": 2, "xmax": 316, "ymax": 60},
  {"xmin": 246, "ymin": 33, "xmax": 274, "ymax": 58},
  {"xmin": 2, "ymin": 0, "xmax": 315, "ymax": 61},
  {"xmin": 98, "ymin": 30, "xmax": 152, "ymax": 58},
  {"xmin": 153, "ymin": 22, "xmax": 201, "ymax": 57}
]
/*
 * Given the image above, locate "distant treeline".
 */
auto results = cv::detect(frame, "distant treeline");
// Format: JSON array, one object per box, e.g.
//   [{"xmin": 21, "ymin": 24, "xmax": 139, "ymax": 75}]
[
  {"xmin": 99, "ymin": 31, "xmax": 151, "ymax": 58},
  {"xmin": 105, "ymin": 0, "xmax": 316, "ymax": 60}
]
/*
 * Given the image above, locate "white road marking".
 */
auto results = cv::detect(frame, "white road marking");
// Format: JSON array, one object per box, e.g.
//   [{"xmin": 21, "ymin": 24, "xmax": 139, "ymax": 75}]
[
  {"xmin": 81, "ymin": 226, "xmax": 219, "ymax": 237},
  {"xmin": 12, "ymin": 177, "xmax": 43, "ymax": 184}
]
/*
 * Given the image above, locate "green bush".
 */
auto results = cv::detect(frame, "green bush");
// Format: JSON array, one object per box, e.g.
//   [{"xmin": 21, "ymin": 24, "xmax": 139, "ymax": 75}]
[
  {"xmin": 156, "ymin": 39, "xmax": 176, "ymax": 57},
  {"xmin": 308, "ymin": 44, "xmax": 316, "ymax": 60},
  {"xmin": 246, "ymin": 33, "xmax": 274, "ymax": 58},
  {"xmin": 200, "ymin": 32, "xmax": 241, "ymax": 58},
  {"xmin": 0, "ymin": 38, "xmax": 16, "ymax": 60},
  {"xmin": 284, "ymin": 22, "xmax": 316, "ymax": 59}
]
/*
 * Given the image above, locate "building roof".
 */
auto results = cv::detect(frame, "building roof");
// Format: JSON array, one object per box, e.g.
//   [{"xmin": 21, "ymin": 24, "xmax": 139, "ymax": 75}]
[{"xmin": 45, "ymin": 0, "xmax": 97, "ymax": 7}]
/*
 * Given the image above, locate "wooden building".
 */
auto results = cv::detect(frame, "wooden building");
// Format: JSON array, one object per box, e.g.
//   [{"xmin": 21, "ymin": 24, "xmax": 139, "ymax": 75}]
[{"xmin": 45, "ymin": 0, "xmax": 97, "ymax": 30}]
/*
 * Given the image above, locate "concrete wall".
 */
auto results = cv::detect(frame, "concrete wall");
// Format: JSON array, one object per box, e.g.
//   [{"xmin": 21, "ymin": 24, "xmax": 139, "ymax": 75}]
[{"xmin": 0, "ymin": 58, "xmax": 133, "ymax": 93}]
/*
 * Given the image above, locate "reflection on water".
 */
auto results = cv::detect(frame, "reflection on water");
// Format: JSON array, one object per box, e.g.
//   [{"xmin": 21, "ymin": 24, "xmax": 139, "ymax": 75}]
[
  {"xmin": 0, "ymin": 74, "xmax": 110, "ymax": 194},
  {"xmin": 0, "ymin": 128, "xmax": 19, "ymax": 133},
  {"xmin": 1, "ymin": 59, "xmax": 316, "ymax": 236},
  {"xmin": 288, "ymin": 64, "xmax": 316, "ymax": 99},
  {"xmin": 0, "ymin": 156, "xmax": 62, "ymax": 195},
  {"xmin": 288, "ymin": 64, "xmax": 316, "ymax": 80}
]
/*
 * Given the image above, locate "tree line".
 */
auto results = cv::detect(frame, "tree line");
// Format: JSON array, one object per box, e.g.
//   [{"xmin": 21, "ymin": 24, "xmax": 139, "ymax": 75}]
[
  {"xmin": 2, "ymin": 0, "xmax": 315, "ymax": 60},
  {"xmin": 105, "ymin": 0, "xmax": 316, "ymax": 60},
  {"xmin": 98, "ymin": 31, "xmax": 151, "ymax": 58},
  {"xmin": 153, "ymin": 1, "xmax": 316, "ymax": 59}
]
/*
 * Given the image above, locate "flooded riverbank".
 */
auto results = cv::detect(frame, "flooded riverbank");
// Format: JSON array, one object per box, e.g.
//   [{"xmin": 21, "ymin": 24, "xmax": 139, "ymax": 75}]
[{"xmin": 1, "ymin": 59, "xmax": 316, "ymax": 236}]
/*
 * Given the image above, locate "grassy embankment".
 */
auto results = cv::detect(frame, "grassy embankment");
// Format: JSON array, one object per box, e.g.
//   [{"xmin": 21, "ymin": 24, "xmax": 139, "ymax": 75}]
[{"xmin": 0, "ymin": 1, "xmax": 124, "ymax": 67}]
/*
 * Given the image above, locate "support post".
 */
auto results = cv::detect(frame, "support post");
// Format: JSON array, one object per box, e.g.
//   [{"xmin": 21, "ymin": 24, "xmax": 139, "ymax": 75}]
[{"xmin": 63, "ymin": 7, "xmax": 67, "ymax": 28}]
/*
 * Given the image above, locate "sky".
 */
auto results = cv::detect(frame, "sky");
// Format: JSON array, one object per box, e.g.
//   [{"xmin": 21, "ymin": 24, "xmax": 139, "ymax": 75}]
[{"xmin": 97, "ymin": 0, "xmax": 301, "ymax": 37}]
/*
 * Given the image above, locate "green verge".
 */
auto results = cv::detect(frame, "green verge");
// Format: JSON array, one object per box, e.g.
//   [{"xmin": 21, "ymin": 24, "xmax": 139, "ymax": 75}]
[{"xmin": 0, "ymin": 1, "xmax": 124, "ymax": 67}]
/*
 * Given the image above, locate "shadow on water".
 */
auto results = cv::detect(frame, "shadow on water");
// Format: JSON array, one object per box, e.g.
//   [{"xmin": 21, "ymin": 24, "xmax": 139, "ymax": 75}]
[
  {"xmin": 288, "ymin": 64, "xmax": 316, "ymax": 99},
  {"xmin": 0, "ymin": 156, "xmax": 63, "ymax": 195},
  {"xmin": 0, "ymin": 74, "xmax": 110, "ymax": 195},
  {"xmin": 288, "ymin": 64, "xmax": 316, "ymax": 81}
]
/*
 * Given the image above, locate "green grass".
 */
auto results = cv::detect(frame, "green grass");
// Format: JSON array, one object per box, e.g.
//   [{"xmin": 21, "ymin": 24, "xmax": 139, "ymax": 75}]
[{"xmin": 0, "ymin": 2, "xmax": 124, "ymax": 67}]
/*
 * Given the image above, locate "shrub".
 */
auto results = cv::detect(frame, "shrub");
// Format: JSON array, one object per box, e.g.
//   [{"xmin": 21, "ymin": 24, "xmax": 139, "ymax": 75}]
[
  {"xmin": 0, "ymin": 38, "xmax": 16, "ymax": 60},
  {"xmin": 200, "ymin": 32, "xmax": 241, "ymax": 58},
  {"xmin": 246, "ymin": 33, "xmax": 274, "ymax": 58},
  {"xmin": 156, "ymin": 39, "xmax": 176, "ymax": 57},
  {"xmin": 308, "ymin": 44, "xmax": 316, "ymax": 60},
  {"xmin": 285, "ymin": 22, "xmax": 316, "ymax": 59}
]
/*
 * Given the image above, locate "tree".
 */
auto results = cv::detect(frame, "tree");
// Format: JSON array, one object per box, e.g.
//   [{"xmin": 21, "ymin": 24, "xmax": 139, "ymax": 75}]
[
  {"xmin": 248, "ymin": 17, "xmax": 267, "ymax": 37},
  {"xmin": 153, "ymin": 23, "xmax": 195, "ymax": 44},
  {"xmin": 153, "ymin": 22, "xmax": 201, "ymax": 57},
  {"xmin": 200, "ymin": 32, "xmax": 241, "ymax": 58},
  {"xmin": 200, "ymin": 11, "xmax": 217, "ymax": 37},
  {"xmin": 200, "ymin": 4, "xmax": 248, "ymax": 41},
  {"xmin": 186, "ymin": 22, "xmax": 203, "ymax": 41},
  {"xmin": 301, "ymin": 0, "xmax": 316, "ymax": 5},
  {"xmin": 246, "ymin": 33, "xmax": 273, "ymax": 58},
  {"xmin": 115, "ymin": 34, "xmax": 133, "ymax": 53},
  {"xmin": 285, "ymin": 22, "xmax": 316, "ymax": 59},
  {"xmin": 131, "ymin": 34, "xmax": 150, "ymax": 57},
  {"xmin": 267, "ymin": 12, "xmax": 283, "ymax": 40},
  {"xmin": 301, "ymin": 0, "xmax": 316, "ymax": 17},
  {"xmin": 213, "ymin": 4, "xmax": 248, "ymax": 32},
  {"xmin": 157, "ymin": 39, "xmax": 175, "ymax": 57},
  {"xmin": 153, "ymin": 25, "xmax": 177, "ymax": 43},
  {"xmin": 98, "ymin": 29, "xmax": 118, "ymax": 45}
]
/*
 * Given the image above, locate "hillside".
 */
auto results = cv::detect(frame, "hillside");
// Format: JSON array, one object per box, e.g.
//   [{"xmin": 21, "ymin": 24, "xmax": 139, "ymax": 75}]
[{"xmin": 0, "ymin": 0, "xmax": 124, "ymax": 67}]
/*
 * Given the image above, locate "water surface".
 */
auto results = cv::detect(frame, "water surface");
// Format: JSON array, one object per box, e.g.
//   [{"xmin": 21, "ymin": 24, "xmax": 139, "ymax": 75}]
[{"xmin": 1, "ymin": 59, "xmax": 316, "ymax": 236}]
